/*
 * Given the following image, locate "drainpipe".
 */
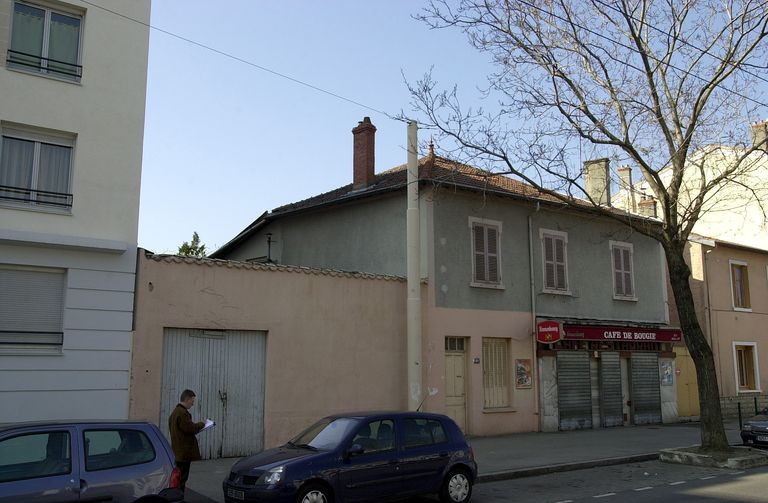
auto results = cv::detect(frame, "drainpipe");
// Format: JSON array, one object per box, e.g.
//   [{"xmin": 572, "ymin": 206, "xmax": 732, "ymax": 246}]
[
  {"xmin": 406, "ymin": 121, "xmax": 422, "ymax": 411},
  {"xmin": 528, "ymin": 203, "xmax": 541, "ymax": 423}
]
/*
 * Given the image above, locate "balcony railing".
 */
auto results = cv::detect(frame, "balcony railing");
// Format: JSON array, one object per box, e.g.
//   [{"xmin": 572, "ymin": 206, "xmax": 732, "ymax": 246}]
[
  {"xmin": 0, "ymin": 184, "xmax": 73, "ymax": 209},
  {"xmin": 6, "ymin": 49, "xmax": 82, "ymax": 79}
]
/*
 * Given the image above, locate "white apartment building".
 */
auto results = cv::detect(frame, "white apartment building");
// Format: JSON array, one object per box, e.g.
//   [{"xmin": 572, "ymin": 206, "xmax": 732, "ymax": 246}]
[{"xmin": 0, "ymin": 0, "xmax": 150, "ymax": 421}]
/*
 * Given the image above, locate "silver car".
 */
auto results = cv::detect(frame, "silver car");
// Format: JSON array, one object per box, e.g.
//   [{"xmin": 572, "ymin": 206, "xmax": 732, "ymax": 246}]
[{"xmin": 0, "ymin": 420, "xmax": 183, "ymax": 503}]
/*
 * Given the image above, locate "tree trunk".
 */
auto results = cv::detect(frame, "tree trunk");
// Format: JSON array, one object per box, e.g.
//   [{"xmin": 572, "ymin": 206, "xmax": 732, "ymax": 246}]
[{"xmin": 664, "ymin": 240, "xmax": 729, "ymax": 451}]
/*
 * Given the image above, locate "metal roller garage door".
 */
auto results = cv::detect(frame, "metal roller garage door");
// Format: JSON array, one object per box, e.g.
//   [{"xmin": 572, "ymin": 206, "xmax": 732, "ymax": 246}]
[
  {"xmin": 557, "ymin": 352, "xmax": 592, "ymax": 430},
  {"xmin": 160, "ymin": 328, "xmax": 266, "ymax": 459},
  {"xmin": 631, "ymin": 353, "xmax": 662, "ymax": 425},
  {"xmin": 599, "ymin": 352, "xmax": 623, "ymax": 427}
]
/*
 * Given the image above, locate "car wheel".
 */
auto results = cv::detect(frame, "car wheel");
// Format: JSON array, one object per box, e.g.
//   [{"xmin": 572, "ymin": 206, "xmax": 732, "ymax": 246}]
[
  {"xmin": 297, "ymin": 483, "xmax": 333, "ymax": 503},
  {"xmin": 440, "ymin": 468, "xmax": 472, "ymax": 503}
]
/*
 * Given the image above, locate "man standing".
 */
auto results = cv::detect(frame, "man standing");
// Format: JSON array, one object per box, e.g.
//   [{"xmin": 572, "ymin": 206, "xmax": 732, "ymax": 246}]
[{"xmin": 168, "ymin": 389, "xmax": 204, "ymax": 492}]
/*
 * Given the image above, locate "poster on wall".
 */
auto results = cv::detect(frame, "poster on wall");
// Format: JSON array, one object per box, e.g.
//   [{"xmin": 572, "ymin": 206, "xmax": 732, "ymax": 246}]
[
  {"xmin": 660, "ymin": 361, "xmax": 674, "ymax": 386},
  {"xmin": 515, "ymin": 359, "xmax": 532, "ymax": 389}
]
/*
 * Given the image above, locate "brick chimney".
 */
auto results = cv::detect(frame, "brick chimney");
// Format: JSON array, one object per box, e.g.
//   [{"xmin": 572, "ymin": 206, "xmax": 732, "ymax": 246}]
[
  {"xmin": 352, "ymin": 117, "xmax": 376, "ymax": 189},
  {"xmin": 583, "ymin": 158, "xmax": 611, "ymax": 206},
  {"xmin": 638, "ymin": 195, "xmax": 657, "ymax": 218},
  {"xmin": 750, "ymin": 119, "xmax": 768, "ymax": 151},
  {"xmin": 617, "ymin": 165, "xmax": 636, "ymax": 213}
]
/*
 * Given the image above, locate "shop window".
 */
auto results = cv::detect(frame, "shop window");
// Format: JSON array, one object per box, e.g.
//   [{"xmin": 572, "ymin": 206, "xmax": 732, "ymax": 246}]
[
  {"xmin": 734, "ymin": 343, "xmax": 760, "ymax": 392},
  {"xmin": 730, "ymin": 260, "xmax": 751, "ymax": 310},
  {"xmin": 482, "ymin": 338, "xmax": 509, "ymax": 408},
  {"xmin": 469, "ymin": 217, "xmax": 502, "ymax": 288}
]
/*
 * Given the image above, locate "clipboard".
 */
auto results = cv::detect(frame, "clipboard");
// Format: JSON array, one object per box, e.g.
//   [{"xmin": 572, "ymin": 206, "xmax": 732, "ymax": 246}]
[{"xmin": 199, "ymin": 418, "xmax": 216, "ymax": 433}]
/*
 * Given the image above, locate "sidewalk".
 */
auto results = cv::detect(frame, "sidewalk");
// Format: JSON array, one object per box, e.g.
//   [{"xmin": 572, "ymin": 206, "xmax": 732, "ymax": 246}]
[{"xmin": 184, "ymin": 420, "xmax": 744, "ymax": 503}]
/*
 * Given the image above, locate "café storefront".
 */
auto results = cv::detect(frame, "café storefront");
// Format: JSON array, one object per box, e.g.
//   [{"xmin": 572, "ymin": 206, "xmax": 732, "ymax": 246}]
[{"xmin": 537, "ymin": 320, "xmax": 682, "ymax": 431}]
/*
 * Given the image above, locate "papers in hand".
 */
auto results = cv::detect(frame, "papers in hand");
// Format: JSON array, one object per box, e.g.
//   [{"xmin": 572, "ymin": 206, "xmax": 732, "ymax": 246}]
[{"xmin": 200, "ymin": 418, "xmax": 216, "ymax": 433}]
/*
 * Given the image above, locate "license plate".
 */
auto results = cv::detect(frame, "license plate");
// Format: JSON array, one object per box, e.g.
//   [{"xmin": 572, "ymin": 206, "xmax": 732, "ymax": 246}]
[
  {"xmin": 227, "ymin": 487, "xmax": 245, "ymax": 500},
  {"xmin": 757, "ymin": 435, "xmax": 768, "ymax": 442}
]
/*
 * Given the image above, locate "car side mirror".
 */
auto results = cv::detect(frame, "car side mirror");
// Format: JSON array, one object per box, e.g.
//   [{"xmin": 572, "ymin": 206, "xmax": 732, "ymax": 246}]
[{"xmin": 346, "ymin": 444, "xmax": 365, "ymax": 458}]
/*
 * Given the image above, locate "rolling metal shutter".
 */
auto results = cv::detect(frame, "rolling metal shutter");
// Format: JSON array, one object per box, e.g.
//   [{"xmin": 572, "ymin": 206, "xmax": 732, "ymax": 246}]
[
  {"xmin": 631, "ymin": 353, "xmax": 662, "ymax": 424},
  {"xmin": 557, "ymin": 351, "xmax": 592, "ymax": 430},
  {"xmin": 599, "ymin": 352, "xmax": 623, "ymax": 427}
]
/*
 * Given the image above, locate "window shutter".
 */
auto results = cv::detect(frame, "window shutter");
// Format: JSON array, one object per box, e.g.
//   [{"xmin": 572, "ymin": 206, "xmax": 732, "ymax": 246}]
[
  {"xmin": 472, "ymin": 223, "xmax": 500, "ymax": 284},
  {"xmin": 544, "ymin": 235, "xmax": 555, "ymax": 289},
  {"xmin": 555, "ymin": 236, "xmax": 566, "ymax": 289},
  {"xmin": 473, "ymin": 225, "xmax": 486, "ymax": 282},
  {"xmin": 482, "ymin": 338, "xmax": 509, "ymax": 408},
  {"xmin": 0, "ymin": 268, "xmax": 64, "ymax": 345},
  {"xmin": 612, "ymin": 245, "xmax": 634, "ymax": 297},
  {"xmin": 544, "ymin": 234, "xmax": 567, "ymax": 290},
  {"xmin": 622, "ymin": 248, "xmax": 633, "ymax": 296},
  {"xmin": 486, "ymin": 226, "xmax": 499, "ymax": 282},
  {"xmin": 613, "ymin": 247, "xmax": 624, "ymax": 295}
]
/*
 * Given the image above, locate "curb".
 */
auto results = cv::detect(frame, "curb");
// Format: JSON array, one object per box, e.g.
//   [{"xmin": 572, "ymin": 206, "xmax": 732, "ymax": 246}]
[{"xmin": 477, "ymin": 453, "xmax": 659, "ymax": 483}]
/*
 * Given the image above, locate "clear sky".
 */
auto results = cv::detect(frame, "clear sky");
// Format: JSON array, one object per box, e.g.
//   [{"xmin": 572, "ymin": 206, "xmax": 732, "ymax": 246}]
[{"xmin": 138, "ymin": 1, "xmax": 494, "ymax": 254}]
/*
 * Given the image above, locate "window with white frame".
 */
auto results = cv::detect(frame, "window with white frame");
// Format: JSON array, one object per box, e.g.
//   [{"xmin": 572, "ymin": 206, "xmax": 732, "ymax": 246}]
[
  {"xmin": 0, "ymin": 265, "xmax": 65, "ymax": 353},
  {"xmin": 730, "ymin": 260, "xmax": 751, "ymax": 310},
  {"xmin": 482, "ymin": 337, "xmax": 509, "ymax": 408},
  {"xmin": 0, "ymin": 126, "xmax": 74, "ymax": 210},
  {"xmin": 610, "ymin": 241, "xmax": 635, "ymax": 299},
  {"xmin": 734, "ymin": 342, "xmax": 760, "ymax": 393},
  {"xmin": 470, "ymin": 217, "xmax": 502, "ymax": 287},
  {"xmin": 8, "ymin": 1, "xmax": 83, "ymax": 80},
  {"xmin": 541, "ymin": 229, "xmax": 568, "ymax": 292}
]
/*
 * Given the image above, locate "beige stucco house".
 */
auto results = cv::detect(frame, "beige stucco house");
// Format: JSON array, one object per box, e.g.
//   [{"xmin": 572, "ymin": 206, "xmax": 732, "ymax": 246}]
[
  {"xmin": 613, "ymin": 122, "xmax": 768, "ymax": 418},
  {"xmin": 129, "ymin": 251, "xmax": 407, "ymax": 457},
  {"xmin": 679, "ymin": 238, "xmax": 768, "ymax": 417}
]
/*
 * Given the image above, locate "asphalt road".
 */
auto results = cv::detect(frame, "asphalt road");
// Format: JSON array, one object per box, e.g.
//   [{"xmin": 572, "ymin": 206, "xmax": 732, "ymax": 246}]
[
  {"xmin": 187, "ymin": 460, "xmax": 768, "ymax": 503},
  {"xmin": 469, "ymin": 461, "xmax": 768, "ymax": 503}
]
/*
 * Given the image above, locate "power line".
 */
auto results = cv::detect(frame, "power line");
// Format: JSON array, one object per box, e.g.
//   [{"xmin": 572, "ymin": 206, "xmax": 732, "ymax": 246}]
[
  {"xmin": 78, "ymin": 0, "xmax": 402, "ymax": 122},
  {"xmin": 591, "ymin": 0, "xmax": 768, "ymax": 89},
  {"xmin": 80, "ymin": 1, "xmax": 768, "ymax": 130},
  {"xmin": 510, "ymin": 0, "xmax": 768, "ymax": 109}
]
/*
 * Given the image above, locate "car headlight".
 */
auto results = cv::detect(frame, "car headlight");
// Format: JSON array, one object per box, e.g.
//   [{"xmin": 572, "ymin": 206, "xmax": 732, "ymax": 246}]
[
  {"xmin": 744, "ymin": 424, "xmax": 753, "ymax": 431},
  {"xmin": 258, "ymin": 466, "xmax": 284, "ymax": 485}
]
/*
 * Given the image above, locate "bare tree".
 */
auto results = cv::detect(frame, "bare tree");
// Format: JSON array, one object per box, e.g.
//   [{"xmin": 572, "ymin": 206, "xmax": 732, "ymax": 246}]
[{"xmin": 409, "ymin": 0, "xmax": 768, "ymax": 451}]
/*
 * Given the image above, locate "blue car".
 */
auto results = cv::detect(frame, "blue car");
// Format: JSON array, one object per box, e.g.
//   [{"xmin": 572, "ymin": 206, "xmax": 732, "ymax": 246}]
[
  {"xmin": 0, "ymin": 420, "xmax": 183, "ymax": 503},
  {"xmin": 223, "ymin": 411, "xmax": 477, "ymax": 503}
]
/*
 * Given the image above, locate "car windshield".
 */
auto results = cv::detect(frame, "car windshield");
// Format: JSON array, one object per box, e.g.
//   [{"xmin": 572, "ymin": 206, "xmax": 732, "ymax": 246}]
[{"xmin": 288, "ymin": 417, "xmax": 360, "ymax": 451}]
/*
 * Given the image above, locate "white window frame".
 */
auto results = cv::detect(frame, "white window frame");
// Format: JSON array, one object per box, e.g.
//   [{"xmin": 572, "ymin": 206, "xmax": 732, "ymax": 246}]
[
  {"xmin": 733, "ymin": 342, "xmax": 761, "ymax": 393},
  {"xmin": 469, "ymin": 217, "xmax": 504, "ymax": 289},
  {"xmin": 7, "ymin": 0, "xmax": 84, "ymax": 81},
  {"xmin": 482, "ymin": 337, "xmax": 510, "ymax": 409},
  {"xmin": 610, "ymin": 240, "xmax": 637, "ymax": 301},
  {"xmin": 0, "ymin": 124, "xmax": 75, "ymax": 213},
  {"xmin": 729, "ymin": 259, "xmax": 752, "ymax": 312},
  {"xmin": 540, "ymin": 229, "xmax": 570, "ymax": 295}
]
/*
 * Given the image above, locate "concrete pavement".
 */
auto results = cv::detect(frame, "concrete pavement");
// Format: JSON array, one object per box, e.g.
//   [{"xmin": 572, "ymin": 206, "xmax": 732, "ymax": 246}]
[{"xmin": 184, "ymin": 420, "xmax": 744, "ymax": 503}]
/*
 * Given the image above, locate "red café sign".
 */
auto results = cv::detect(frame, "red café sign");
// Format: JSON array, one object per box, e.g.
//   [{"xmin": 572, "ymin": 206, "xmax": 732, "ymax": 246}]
[
  {"xmin": 563, "ymin": 324, "xmax": 682, "ymax": 342},
  {"xmin": 536, "ymin": 321, "xmax": 562, "ymax": 344}
]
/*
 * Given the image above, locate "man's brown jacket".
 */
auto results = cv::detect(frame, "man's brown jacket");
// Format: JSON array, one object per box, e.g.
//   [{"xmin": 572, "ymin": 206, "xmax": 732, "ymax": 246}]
[{"xmin": 168, "ymin": 403, "xmax": 204, "ymax": 461}]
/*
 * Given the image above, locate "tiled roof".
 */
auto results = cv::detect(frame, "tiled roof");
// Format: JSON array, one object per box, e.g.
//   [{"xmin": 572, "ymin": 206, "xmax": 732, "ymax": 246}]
[
  {"xmin": 211, "ymin": 154, "xmax": 648, "ymax": 258},
  {"xmin": 145, "ymin": 251, "xmax": 406, "ymax": 282},
  {"xmin": 270, "ymin": 155, "xmax": 555, "ymax": 215}
]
